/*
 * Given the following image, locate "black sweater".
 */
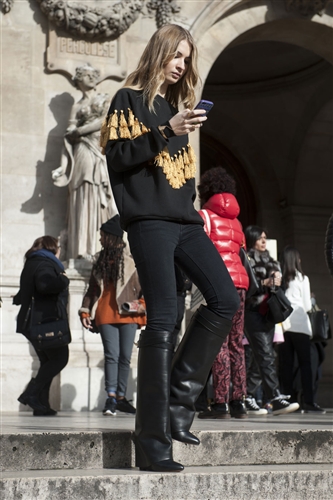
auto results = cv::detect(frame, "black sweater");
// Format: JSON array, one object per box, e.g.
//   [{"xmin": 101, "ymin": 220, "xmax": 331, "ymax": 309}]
[
  {"xmin": 13, "ymin": 256, "xmax": 69, "ymax": 336},
  {"xmin": 103, "ymin": 88, "xmax": 204, "ymax": 230}
]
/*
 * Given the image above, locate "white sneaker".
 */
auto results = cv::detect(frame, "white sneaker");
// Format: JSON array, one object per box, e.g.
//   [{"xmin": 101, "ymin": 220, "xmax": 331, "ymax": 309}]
[
  {"xmin": 245, "ymin": 396, "xmax": 268, "ymax": 416},
  {"xmin": 271, "ymin": 395, "xmax": 299, "ymax": 415}
]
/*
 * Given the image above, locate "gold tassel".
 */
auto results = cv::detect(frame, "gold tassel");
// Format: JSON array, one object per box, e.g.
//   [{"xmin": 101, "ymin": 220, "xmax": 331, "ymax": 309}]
[
  {"xmin": 110, "ymin": 111, "xmax": 118, "ymax": 128},
  {"xmin": 127, "ymin": 108, "xmax": 134, "ymax": 127},
  {"xmin": 141, "ymin": 123, "xmax": 150, "ymax": 134},
  {"xmin": 100, "ymin": 116, "xmax": 109, "ymax": 148},
  {"xmin": 187, "ymin": 144, "xmax": 196, "ymax": 164},
  {"xmin": 182, "ymin": 147, "xmax": 189, "ymax": 166},
  {"xmin": 107, "ymin": 111, "xmax": 118, "ymax": 140},
  {"xmin": 119, "ymin": 110, "xmax": 131, "ymax": 139},
  {"xmin": 131, "ymin": 118, "xmax": 141, "ymax": 139}
]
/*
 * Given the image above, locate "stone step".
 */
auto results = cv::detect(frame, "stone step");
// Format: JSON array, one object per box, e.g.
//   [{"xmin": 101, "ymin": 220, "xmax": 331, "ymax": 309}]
[
  {"xmin": 1, "ymin": 463, "xmax": 332, "ymax": 500},
  {"xmin": 2, "ymin": 428, "xmax": 333, "ymax": 472}
]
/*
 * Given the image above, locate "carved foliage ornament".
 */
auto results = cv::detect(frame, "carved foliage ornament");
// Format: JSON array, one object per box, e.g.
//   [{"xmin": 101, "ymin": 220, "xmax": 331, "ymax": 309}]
[
  {"xmin": 1, "ymin": 0, "xmax": 182, "ymax": 37},
  {"xmin": 284, "ymin": 0, "xmax": 330, "ymax": 16},
  {"xmin": 0, "ymin": 0, "xmax": 13, "ymax": 13}
]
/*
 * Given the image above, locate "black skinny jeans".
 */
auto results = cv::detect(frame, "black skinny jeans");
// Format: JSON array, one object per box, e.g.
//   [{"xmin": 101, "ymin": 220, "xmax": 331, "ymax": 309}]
[
  {"xmin": 127, "ymin": 220, "xmax": 239, "ymax": 332},
  {"xmin": 244, "ymin": 310, "xmax": 280, "ymax": 400},
  {"xmin": 278, "ymin": 331, "xmax": 314, "ymax": 404},
  {"xmin": 33, "ymin": 344, "xmax": 69, "ymax": 389}
]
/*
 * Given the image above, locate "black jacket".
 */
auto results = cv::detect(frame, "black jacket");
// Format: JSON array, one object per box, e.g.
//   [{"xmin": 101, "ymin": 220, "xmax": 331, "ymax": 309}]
[
  {"xmin": 103, "ymin": 88, "xmax": 204, "ymax": 230},
  {"xmin": 325, "ymin": 213, "xmax": 333, "ymax": 276},
  {"xmin": 13, "ymin": 255, "xmax": 69, "ymax": 336}
]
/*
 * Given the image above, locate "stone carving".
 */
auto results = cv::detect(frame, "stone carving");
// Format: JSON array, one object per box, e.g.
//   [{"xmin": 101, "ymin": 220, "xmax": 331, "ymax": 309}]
[
  {"xmin": 146, "ymin": 0, "xmax": 182, "ymax": 28},
  {"xmin": 36, "ymin": 0, "xmax": 144, "ymax": 39},
  {"xmin": 0, "ymin": 0, "xmax": 14, "ymax": 13},
  {"xmin": 52, "ymin": 63, "xmax": 117, "ymax": 260},
  {"xmin": 284, "ymin": 0, "xmax": 330, "ymax": 16},
  {"xmin": 1, "ymin": 0, "xmax": 183, "ymax": 32}
]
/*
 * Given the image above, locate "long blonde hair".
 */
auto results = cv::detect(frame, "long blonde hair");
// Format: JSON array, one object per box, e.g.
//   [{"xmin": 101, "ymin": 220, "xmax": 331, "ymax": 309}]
[{"xmin": 124, "ymin": 24, "xmax": 199, "ymax": 111}]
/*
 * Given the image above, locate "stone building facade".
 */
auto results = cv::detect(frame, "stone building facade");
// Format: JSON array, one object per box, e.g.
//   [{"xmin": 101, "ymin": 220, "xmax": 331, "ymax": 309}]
[{"xmin": 1, "ymin": 0, "xmax": 332, "ymax": 411}]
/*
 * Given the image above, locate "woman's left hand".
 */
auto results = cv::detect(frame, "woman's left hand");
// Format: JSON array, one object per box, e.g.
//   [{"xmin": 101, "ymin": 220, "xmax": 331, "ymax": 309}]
[
  {"xmin": 169, "ymin": 109, "xmax": 207, "ymax": 136},
  {"xmin": 270, "ymin": 272, "xmax": 282, "ymax": 287}
]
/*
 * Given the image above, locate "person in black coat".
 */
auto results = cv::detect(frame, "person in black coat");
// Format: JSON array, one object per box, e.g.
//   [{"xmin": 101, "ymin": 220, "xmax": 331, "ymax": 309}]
[
  {"xmin": 325, "ymin": 213, "xmax": 333, "ymax": 276},
  {"xmin": 13, "ymin": 236, "xmax": 70, "ymax": 416}
]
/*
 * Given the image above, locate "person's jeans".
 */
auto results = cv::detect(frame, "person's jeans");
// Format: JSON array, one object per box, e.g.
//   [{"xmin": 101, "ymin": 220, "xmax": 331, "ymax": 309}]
[
  {"xmin": 244, "ymin": 310, "xmax": 280, "ymax": 400},
  {"xmin": 99, "ymin": 323, "xmax": 137, "ymax": 396},
  {"xmin": 127, "ymin": 221, "xmax": 239, "ymax": 333},
  {"xmin": 278, "ymin": 331, "xmax": 314, "ymax": 404}
]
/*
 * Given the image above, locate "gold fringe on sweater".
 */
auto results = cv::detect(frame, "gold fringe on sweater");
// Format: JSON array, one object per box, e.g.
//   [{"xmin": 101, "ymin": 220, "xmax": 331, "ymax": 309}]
[
  {"xmin": 154, "ymin": 144, "xmax": 196, "ymax": 189},
  {"xmin": 100, "ymin": 108, "xmax": 150, "ymax": 153},
  {"xmin": 100, "ymin": 108, "xmax": 196, "ymax": 188}
]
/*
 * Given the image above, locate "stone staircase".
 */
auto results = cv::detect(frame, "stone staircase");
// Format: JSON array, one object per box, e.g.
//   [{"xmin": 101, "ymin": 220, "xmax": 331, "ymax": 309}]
[{"xmin": 1, "ymin": 412, "xmax": 332, "ymax": 499}]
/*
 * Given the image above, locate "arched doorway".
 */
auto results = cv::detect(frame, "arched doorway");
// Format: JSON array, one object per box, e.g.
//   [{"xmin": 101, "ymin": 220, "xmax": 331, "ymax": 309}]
[
  {"xmin": 195, "ymin": 7, "xmax": 333, "ymax": 407},
  {"xmin": 200, "ymin": 132, "xmax": 256, "ymax": 229}
]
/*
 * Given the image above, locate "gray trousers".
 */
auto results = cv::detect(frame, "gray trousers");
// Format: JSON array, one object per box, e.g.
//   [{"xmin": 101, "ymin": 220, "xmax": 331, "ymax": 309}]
[{"xmin": 98, "ymin": 323, "xmax": 137, "ymax": 396}]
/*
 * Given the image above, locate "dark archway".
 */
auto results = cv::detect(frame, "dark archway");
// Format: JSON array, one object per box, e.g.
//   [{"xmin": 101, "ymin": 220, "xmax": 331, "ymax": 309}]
[{"xmin": 199, "ymin": 132, "xmax": 257, "ymax": 229}]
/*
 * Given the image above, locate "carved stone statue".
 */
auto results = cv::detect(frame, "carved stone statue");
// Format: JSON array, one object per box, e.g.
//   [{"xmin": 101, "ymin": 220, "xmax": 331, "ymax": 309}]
[{"xmin": 52, "ymin": 63, "xmax": 117, "ymax": 260}]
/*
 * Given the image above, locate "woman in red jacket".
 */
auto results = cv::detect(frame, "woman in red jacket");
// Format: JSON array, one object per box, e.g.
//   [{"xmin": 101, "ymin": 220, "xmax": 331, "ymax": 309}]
[{"xmin": 197, "ymin": 167, "xmax": 250, "ymax": 418}]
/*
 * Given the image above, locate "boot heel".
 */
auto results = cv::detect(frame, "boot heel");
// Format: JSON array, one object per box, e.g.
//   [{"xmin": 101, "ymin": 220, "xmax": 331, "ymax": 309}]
[
  {"xmin": 17, "ymin": 395, "xmax": 28, "ymax": 405},
  {"xmin": 134, "ymin": 437, "xmax": 184, "ymax": 472},
  {"xmin": 134, "ymin": 439, "xmax": 150, "ymax": 469}
]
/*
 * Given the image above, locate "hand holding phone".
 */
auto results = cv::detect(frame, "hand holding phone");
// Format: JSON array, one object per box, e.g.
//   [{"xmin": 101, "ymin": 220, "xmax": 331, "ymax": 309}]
[{"xmin": 194, "ymin": 100, "xmax": 214, "ymax": 115}]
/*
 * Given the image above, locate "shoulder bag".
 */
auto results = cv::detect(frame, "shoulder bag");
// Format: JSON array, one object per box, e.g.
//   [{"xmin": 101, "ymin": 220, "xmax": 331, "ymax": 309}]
[
  {"xmin": 308, "ymin": 306, "xmax": 332, "ymax": 343},
  {"xmin": 239, "ymin": 247, "xmax": 259, "ymax": 299},
  {"xmin": 267, "ymin": 285, "xmax": 293, "ymax": 324},
  {"xmin": 29, "ymin": 296, "xmax": 71, "ymax": 350}
]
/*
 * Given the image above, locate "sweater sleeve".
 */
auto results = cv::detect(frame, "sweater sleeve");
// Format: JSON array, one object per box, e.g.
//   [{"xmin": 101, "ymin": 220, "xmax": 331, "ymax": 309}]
[
  {"xmin": 80, "ymin": 264, "xmax": 102, "ymax": 314},
  {"xmin": 102, "ymin": 89, "xmax": 168, "ymax": 172}
]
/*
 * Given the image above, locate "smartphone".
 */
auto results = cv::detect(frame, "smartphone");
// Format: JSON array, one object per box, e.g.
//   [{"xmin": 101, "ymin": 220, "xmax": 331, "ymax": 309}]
[{"xmin": 194, "ymin": 99, "xmax": 214, "ymax": 115}]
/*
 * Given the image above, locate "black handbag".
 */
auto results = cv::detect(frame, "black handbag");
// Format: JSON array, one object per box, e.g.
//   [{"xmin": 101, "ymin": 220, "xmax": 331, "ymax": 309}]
[
  {"xmin": 267, "ymin": 286, "xmax": 293, "ymax": 324},
  {"xmin": 239, "ymin": 247, "xmax": 259, "ymax": 298},
  {"xmin": 308, "ymin": 307, "xmax": 332, "ymax": 343},
  {"xmin": 29, "ymin": 297, "xmax": 71, "ymax": 350}
]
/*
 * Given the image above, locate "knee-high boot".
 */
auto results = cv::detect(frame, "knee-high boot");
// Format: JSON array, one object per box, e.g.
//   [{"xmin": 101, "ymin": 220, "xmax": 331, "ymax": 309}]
[
  {"xmin": 134, "ymin": 330, "xmax": 184, "ymax": 472},
  {"xmin": 170, "ymin": 305, "xmax": 232, "ymax": 445}
]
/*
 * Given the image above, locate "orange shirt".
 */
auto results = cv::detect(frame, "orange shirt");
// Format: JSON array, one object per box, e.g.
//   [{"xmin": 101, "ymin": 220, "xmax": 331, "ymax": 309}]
[{"xmin": 94, "ymin": 281, "xmax": 146, "ymax": 327}]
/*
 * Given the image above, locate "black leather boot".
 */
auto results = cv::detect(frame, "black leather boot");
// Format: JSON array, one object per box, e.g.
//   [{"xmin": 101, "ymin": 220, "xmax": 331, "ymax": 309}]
[
  {"xmin": 170, "ymin": 305, "xmax": 232, "ymax": 445},
  {"xmin": 18, "ymin": 378, "xmax": 47, "ymax": 412},
  {"xmin": 33, "ymin": 381, "xmax": 57, "ymax": 416},
  {"xmin": 134, "ymin": 330, "xmax": 184, "ymax": 472}
]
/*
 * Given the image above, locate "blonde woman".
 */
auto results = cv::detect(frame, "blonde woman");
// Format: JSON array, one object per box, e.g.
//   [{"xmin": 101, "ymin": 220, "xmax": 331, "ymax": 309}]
[{"xmin": 102, "ymin": 25, "xmax": 239, "ymax": 472}]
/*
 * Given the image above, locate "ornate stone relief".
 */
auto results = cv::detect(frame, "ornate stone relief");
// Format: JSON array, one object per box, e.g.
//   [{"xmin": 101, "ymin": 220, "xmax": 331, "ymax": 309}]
[
  {"xmin": 0, "ymin": 0, "xmax": 13, "ymax": 13},
  {"xmin": 284, "ymin": 0, "xmax": 330, "ymax": 16},
  {"xmin": 1, "ymin": 0, "xmax": 182, "ymax": 37},
  {"xmin": 146, "ymin": 0, "xmax": 181, "ymax": 28},
  {"xmin": 37, "ymin": 0, "xmax": 144, "ymax": 39}
]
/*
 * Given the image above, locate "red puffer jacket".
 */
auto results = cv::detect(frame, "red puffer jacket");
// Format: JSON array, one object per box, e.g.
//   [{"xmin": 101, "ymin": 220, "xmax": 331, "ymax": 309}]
[{"xmin": 199, "ymin": 193, "xmax": 249, "ymax": 290}]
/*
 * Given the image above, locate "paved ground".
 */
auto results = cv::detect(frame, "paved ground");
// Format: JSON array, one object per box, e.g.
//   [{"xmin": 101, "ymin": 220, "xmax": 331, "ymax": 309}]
[{"xmin": 1, "ymin": 409, "xmax": 332, "ymax": 434}]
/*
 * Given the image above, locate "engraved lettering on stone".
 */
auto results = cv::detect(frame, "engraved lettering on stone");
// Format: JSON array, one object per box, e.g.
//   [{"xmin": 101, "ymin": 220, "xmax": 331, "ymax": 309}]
[{"xmin": 59, "ymin": 38, "xmax": 116, "ymax": 59}]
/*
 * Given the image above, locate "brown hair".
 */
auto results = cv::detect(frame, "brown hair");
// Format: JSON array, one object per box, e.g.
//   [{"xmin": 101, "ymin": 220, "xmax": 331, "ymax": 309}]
[
  {"xmin": 124, "ymin": 24, "xmax": 199, "ymax": 111},
  {"xmin": 25, "ymin": 236, "xmax": 59, "ymax": 259}
]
